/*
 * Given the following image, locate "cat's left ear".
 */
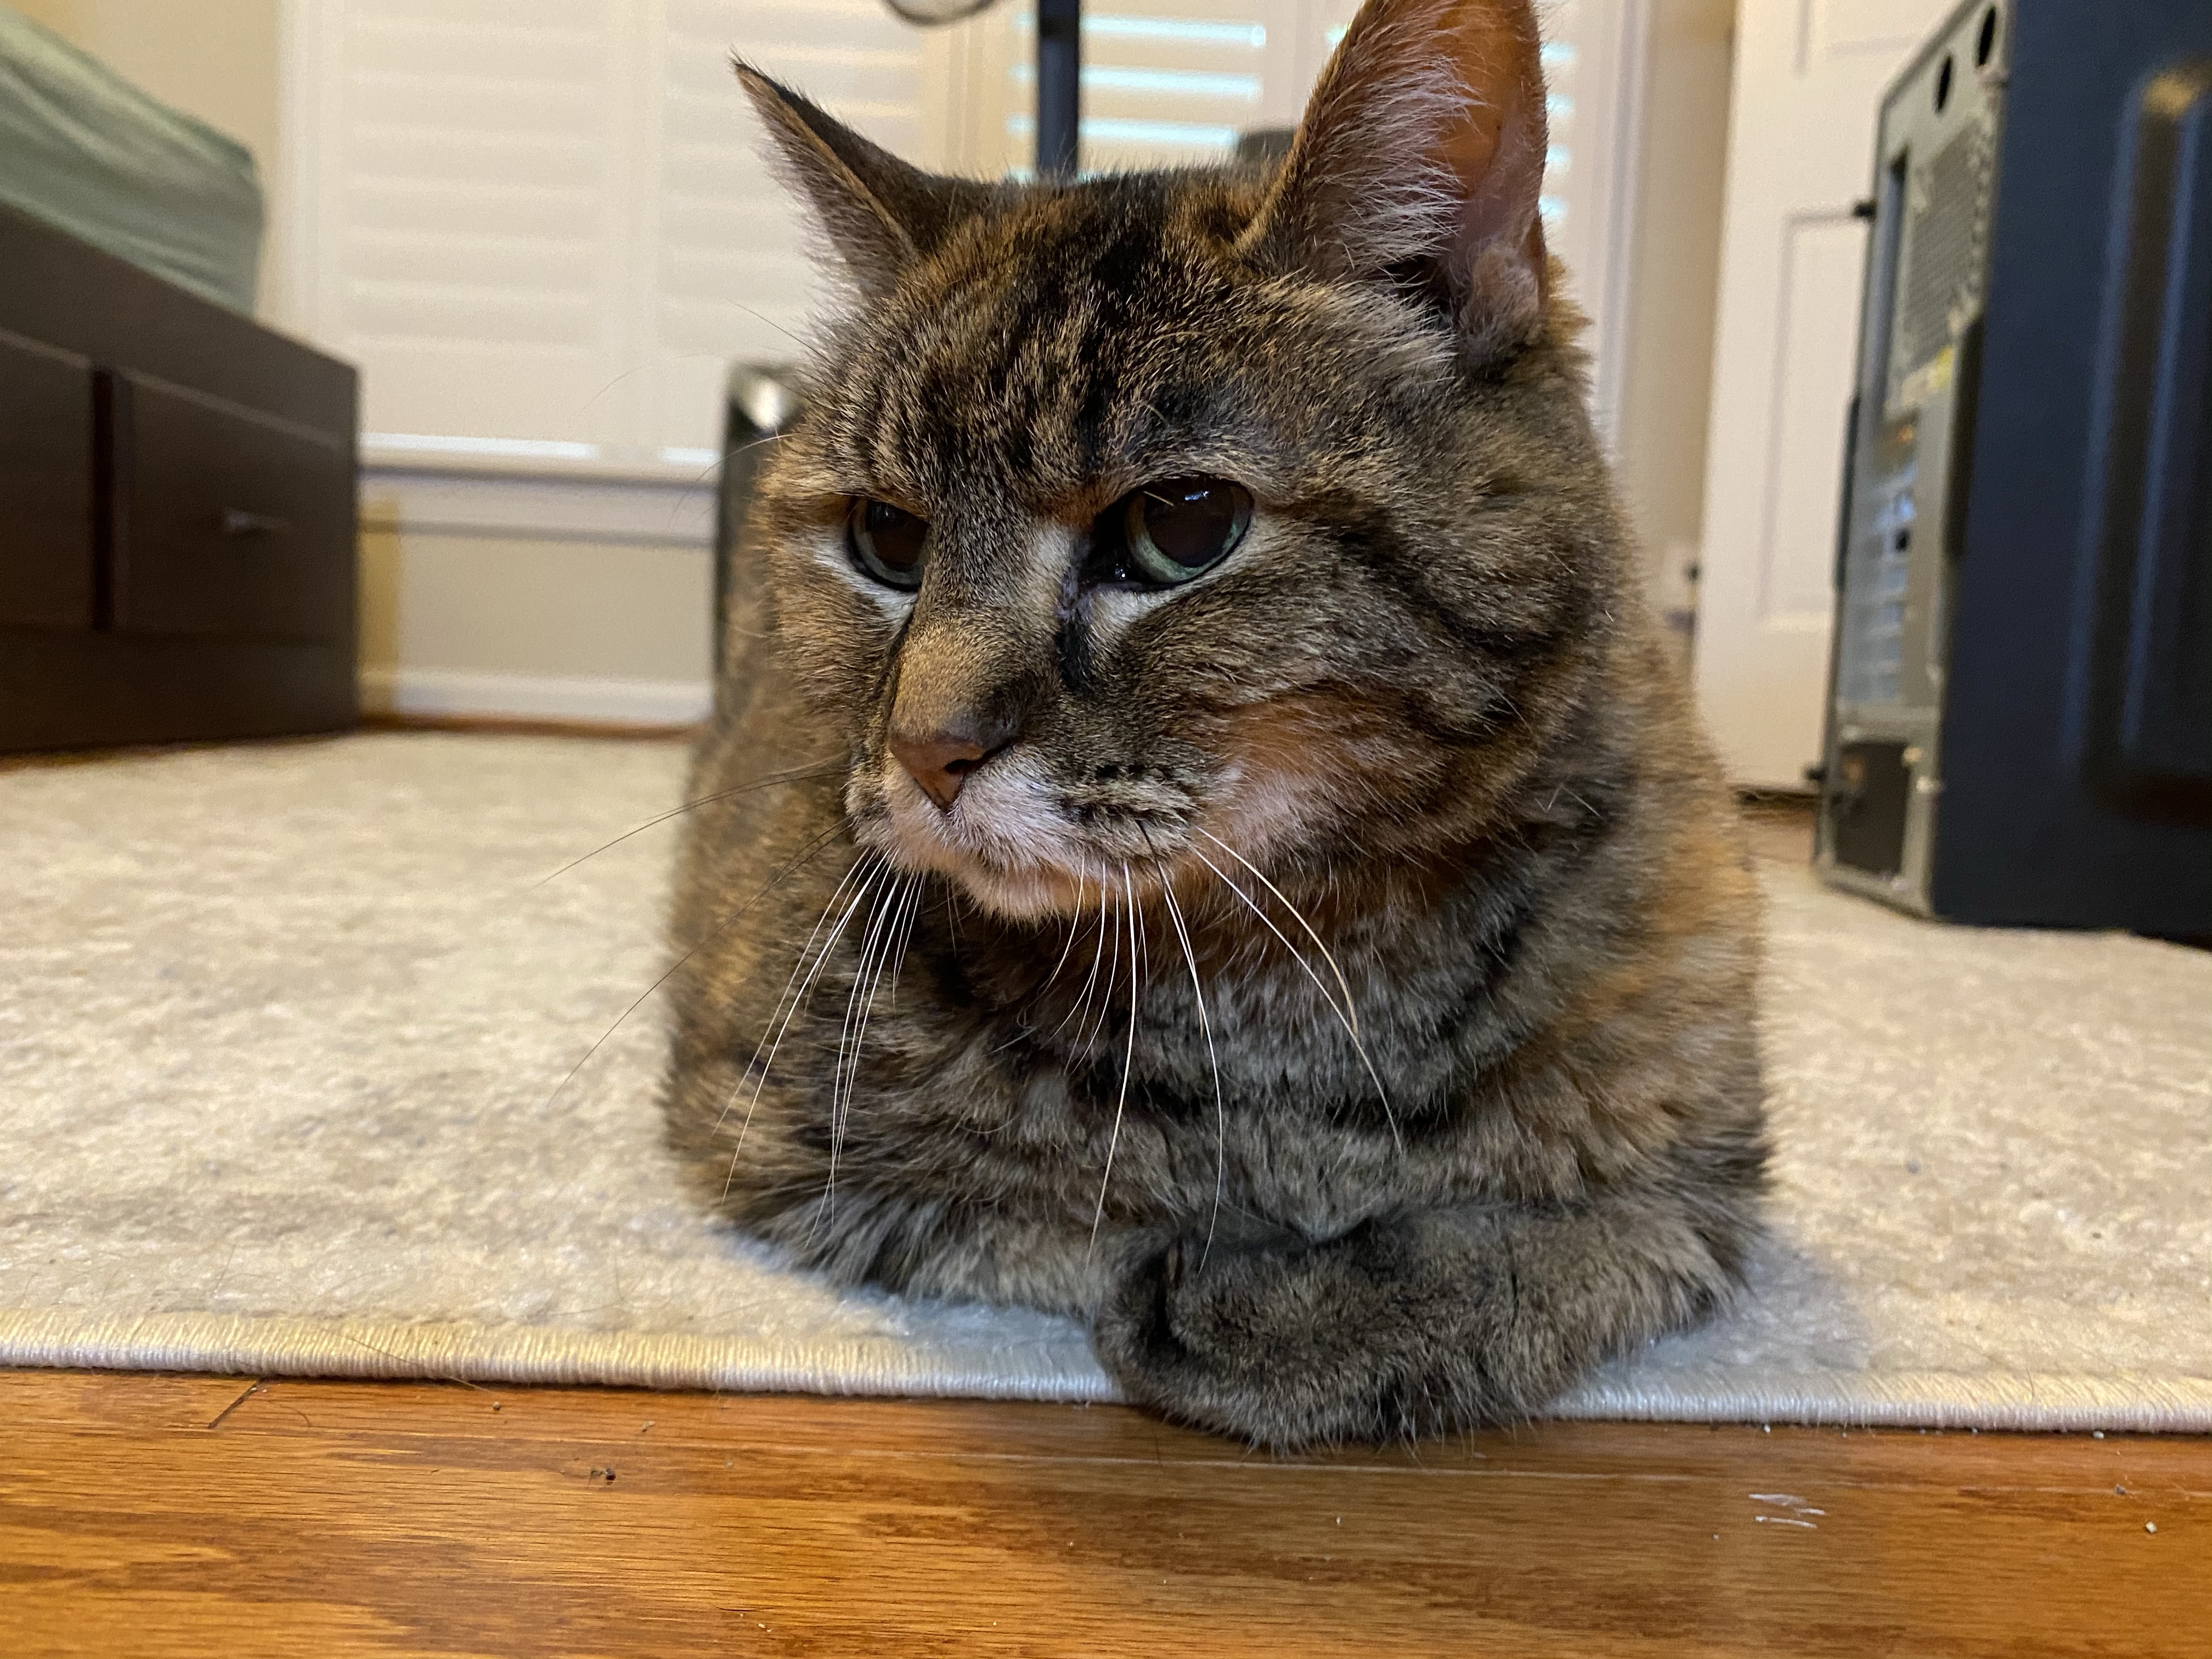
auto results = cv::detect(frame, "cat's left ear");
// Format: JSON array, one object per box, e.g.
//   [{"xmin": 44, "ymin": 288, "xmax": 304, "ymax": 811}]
[
  {"xmin": 737, "ymin": 63, "xmax": 995, "ymax": 296},
  {"xmin": 1240, "ymin": 0, "xmax": 1551, "ymax": 364}
]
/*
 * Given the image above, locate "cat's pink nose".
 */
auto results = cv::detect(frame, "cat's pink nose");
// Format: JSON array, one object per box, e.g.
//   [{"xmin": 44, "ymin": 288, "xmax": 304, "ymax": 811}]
[{"xmin": 890, "ymin": 716, "xmax": 1016, "ymax": 809}]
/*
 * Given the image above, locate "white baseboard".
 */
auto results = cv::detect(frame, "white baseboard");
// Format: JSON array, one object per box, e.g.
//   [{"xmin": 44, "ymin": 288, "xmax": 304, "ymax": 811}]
[
  {"xmin": 361, "ymin": 667, "xmax": 712, "ymax": 726},
  {"xmin": 358, "ymin": 468, "xmax": 716, "ymax": 549}
]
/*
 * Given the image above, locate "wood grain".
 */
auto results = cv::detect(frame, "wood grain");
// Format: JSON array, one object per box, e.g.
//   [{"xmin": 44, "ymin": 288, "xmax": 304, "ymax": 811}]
[{"xmin": 2, "ymin": 1369, "xmax": 2205, "ymax": 1657}]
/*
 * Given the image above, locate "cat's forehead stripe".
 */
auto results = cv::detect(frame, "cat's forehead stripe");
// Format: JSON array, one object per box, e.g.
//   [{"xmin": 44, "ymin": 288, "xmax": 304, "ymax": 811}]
[
  {"xmin": 832, "ymin": 187, "xmax": 1258, "ymax": 504},
  {"xmin": 815, "ymin": 182, "xmax": 1464, "ymax": 523}
]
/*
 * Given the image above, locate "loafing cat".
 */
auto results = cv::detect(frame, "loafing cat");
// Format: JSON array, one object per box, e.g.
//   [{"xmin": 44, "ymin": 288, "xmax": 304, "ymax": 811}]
[{"xmin": 664, "ymin": 0, "xmax": 1767, "ymax": 1447}]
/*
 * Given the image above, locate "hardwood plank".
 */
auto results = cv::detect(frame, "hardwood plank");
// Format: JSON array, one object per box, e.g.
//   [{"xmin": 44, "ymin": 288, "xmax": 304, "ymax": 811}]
[
  {"xmin": 0, "ymin": 1368, "xmax": 259, "ymax": 1433},
  {"xmin": 219, "ymin": 1378, "xmax": 2212, "ymax": 1497},
  {"xmin": 2, "ymin": 1370, "xmax": 2204, "ymax": 1657}
]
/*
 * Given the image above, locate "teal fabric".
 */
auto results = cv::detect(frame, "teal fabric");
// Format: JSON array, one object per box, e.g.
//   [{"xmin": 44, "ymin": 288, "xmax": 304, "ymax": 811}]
[{"xmin": 0, "ymin": 5, "xmax": 263, "ymax": 312}]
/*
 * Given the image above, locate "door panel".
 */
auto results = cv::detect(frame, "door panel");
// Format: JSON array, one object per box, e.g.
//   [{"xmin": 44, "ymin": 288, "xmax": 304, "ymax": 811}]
[
  {"xmin": 1693, "ymin": 0, "xmax": 1956, "ymax": 787},
  {"xmin": 1762, "ymin": 213, "xmax": 1870, "ymax": 622}
]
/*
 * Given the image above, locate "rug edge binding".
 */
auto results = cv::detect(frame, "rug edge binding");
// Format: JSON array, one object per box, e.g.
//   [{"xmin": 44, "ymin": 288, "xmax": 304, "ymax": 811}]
[
  {"xmin": 5, "ymin": 1310, "xmax": 2209, "ymax": 1432},
  {"xmin": 0, "ymin": 1310, "xmax": 1115, "ymax": 1402}
]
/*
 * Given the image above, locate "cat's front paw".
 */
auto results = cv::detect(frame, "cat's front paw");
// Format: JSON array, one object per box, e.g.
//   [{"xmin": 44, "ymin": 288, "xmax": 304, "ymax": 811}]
[{"xmin": 1093, "ymin": 1221, "xmax": 1523, "ymax": 1448}]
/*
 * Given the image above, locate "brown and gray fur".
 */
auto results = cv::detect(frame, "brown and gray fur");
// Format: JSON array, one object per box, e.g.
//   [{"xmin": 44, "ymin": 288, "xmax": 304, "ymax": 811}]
[{"xmin": 663, "ymin": 0, "xmax": 1765, "ymax": 1447}]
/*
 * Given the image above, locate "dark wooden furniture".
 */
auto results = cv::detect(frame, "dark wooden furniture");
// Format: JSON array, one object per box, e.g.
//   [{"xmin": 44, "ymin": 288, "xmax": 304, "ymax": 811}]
[{"xmin": 1, "ymin": 202, "xmax": 358, "ymax": 752}]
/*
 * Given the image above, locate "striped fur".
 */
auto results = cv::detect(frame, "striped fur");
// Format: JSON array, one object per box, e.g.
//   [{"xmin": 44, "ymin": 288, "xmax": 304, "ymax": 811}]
[{"xmin": 663, "ymin": 0, "xmax": 1765, "ymax": 1447}]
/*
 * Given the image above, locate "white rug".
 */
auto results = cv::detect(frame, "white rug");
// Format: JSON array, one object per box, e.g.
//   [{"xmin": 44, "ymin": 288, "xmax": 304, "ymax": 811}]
[{"xmin": 3, "ymin": 732, "xmax": 2208, "ymax": 1431}]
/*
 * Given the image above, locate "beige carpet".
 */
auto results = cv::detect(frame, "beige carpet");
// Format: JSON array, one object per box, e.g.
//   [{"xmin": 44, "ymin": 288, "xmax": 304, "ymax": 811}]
[{"xmin": 3, "ymin": 732, "xmax": 2208, "ymax": 1431}]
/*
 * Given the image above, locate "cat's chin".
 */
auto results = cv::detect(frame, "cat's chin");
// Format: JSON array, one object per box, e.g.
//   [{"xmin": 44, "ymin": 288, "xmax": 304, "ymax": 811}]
[
  {"xmin": 869, "ymin": 826, "xmax": 1108, "ymax": 920},
  {"xmin": 905, "ymin": 847, "xmax": 1210, "ymax": 924},
  {"xmin": 941, "ymin": 861, "xmax": 1090, "ymax": 921},
  {"xmin": 865, "ymin": 759, "xmax": 1118, "ymax": 921}
]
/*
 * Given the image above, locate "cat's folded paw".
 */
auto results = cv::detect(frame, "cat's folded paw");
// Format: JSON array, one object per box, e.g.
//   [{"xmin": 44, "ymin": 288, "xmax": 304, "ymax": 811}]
[{"xmin": 1092, "ymin": 1221, "xmax": 1529, "ymax": 1449}]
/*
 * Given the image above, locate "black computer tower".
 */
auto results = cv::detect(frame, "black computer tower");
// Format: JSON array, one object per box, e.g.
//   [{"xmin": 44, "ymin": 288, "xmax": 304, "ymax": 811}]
[{"xmin": 1816, "ymin": 0, "xmax": 2212, "ymax": 933}]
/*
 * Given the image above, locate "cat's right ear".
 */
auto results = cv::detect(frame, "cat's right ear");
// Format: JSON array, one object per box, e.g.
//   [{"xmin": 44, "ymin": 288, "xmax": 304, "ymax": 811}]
[
  {"xmin": 1239, "ymin": 0, "xmax": 1551, "ymax": 364},
  {"xmin": 737, "ymin": 63, "xmax": 994, "ymax": 297}
]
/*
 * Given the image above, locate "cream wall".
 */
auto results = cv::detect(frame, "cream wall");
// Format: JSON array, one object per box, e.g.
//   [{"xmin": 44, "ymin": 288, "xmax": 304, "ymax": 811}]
[
  {"xmin": 356, "ymin": 523, "xmax": 713, "ymax": 724},
  {"xmin": 1613, "ymin": 0, "xmax": 1739, "ymax": 662},
  {"xmin": 14, "ymin": 0, "xmax": 284, "ymax": 313},
  {"xmin": 14, "ymin": 0, "xmax": 281, "ymax": 170}
]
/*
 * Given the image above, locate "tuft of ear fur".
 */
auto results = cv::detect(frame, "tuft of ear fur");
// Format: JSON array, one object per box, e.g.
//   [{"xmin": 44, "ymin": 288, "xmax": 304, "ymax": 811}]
[
  {"xmin": 1239, "ymin": 0, "xmax": 1551, "ymax": 364},
  {"xmin": 736, "ymin": 63, "xmax": 998, "ymax": 296}
]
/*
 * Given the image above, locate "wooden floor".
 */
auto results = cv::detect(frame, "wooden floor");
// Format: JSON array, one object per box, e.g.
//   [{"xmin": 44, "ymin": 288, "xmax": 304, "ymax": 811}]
[{"xmin": 4, "ymin": 1368, "xmax": 2205, "ymax": 1656}]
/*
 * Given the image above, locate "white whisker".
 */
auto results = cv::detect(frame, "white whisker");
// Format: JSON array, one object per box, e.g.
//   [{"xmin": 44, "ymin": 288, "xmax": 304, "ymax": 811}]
[
  {"xmin": 1188, "ymin": 842, "xmax": 1398, "ymax": 1148},
  {"xmin": 553, "ymin": 822, "xmax": 841, "ymax": 1124},
  {"xmin": 1080, "ymin": 875, "xmax": 1123, "ymax": 1060},
  {"xmin": 1038, "ymin": 868, "xmax": 1089, "ymax": 995},
  {"xmin": 1160, "ymin": 881, "xmax": 1226, "ymax": 1265},
  {"xmin": 822, "ymin": 871, "xmax": 912, "ymax": 1226},
  {"xmin": 713, "ymin": 848, "xmax": 872, "ymax": 1137},
  {"xmin": 719, "ymin": 853, "xmax": 888, "ymax": 1198},
  {"xmin": 823, "ymin": 874, "xmax": 899, "ymax": 1206},
  {"xmin": 886, "ymin": 870, "xmax": 924, "ymax": 1011},
  {"xmin": 1089, "ymin": 863, "xmax": 1144, "ymax": 1257},
  {"xmin": 1051, "ymin": 876, "xmax": 1114, "ymax": 1044},
  {"xmin": 1195, "ymin": 827, "xmax": 1362, "ymax": 1036}
]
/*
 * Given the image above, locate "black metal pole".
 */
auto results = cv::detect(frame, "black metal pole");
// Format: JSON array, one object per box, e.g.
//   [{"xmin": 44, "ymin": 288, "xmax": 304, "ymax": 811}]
[{"xmin": 1035, "ymin": 0, "xmax": 1080, "ymax": 179}]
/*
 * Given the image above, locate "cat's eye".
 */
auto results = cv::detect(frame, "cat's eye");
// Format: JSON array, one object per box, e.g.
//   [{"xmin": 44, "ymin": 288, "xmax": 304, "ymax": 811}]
[
  {"xmin": 848, "ymin": 498, "xmax": 929, "ymax": 590},
  {"xmin": 1097, "ymin": 478, "xmax": 1253, "ymax": 587}
]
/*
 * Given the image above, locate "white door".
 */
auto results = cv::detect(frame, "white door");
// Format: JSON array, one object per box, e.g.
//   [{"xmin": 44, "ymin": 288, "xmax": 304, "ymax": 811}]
[{"xmin": 1692, "ymin": 0, "xmax": 1956, "ymax": 789}]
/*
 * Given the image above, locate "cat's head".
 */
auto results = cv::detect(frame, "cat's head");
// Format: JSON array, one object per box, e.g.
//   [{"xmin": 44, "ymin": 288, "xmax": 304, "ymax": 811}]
[{"xmin": 741, "ymin": 0, "xmax": 1618, "ymax": 919}]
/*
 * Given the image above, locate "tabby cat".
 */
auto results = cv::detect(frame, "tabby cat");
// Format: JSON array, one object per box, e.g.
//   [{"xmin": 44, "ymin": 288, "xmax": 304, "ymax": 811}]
[{"xmin": 663, "ymin": 0, "xmax": 1767, "ymax": 1447}]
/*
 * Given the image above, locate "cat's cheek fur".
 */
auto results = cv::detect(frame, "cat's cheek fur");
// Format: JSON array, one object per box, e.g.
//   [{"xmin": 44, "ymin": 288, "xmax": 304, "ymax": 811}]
[
  {"xmin": 1196, "ymin": 693, "xmax": 1444, "ymax": 868},
  {"xmin": 764, "ymin": 531, "xmax": 907, "ymax": 722}
]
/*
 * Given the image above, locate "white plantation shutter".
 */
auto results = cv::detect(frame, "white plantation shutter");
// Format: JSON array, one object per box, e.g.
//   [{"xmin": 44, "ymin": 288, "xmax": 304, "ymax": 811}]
[
  {"xmin": 1527, "ymin": 0, "xmax": 1646, "ymax": 439},
  {"xmin": 653, "ymin": 1, "xmax": 926, "ymax": 461},
  {"xmin": 321, "ymin": 1, "xmax": 632, "ymax": 462},
  {"xmin": 285, "ymin": 0, "xmax": 927, "ymax": 475},
  {"xmin": 280, "ymin": 1, "xmax": 1644, "ymax": 471},
  {"xmin": 1006, "ymin": 7, "xmax": 1279, "ymax": 171}
]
